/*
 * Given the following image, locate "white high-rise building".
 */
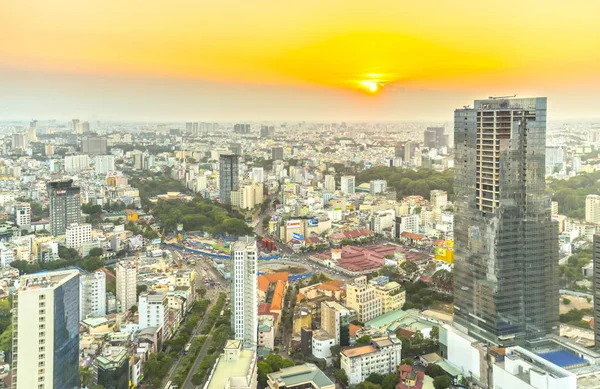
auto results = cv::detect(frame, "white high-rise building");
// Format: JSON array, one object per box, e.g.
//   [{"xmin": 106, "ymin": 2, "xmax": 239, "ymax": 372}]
[
  {"xmin": 12, "ymin": 270, "xmax": 80, "ymax": 389},
  {"xmin": 252, "ymin": 167, "xmax": 264, "ymax": 184},
  {"xmin": 64, "ymin": 154, "xmax": 90, "ymax": 173},
  {"xmin": 94, "ymin": 155, "xmax": 115, "ymax": 175},
  {"xmin": 80, "ymin": 270, "xmax": 106, "ymax": 320},
  {"xmin": 65, "ymin": 223, "xmax": 92, "ymax": 249},
  {"xmin": 370, "ymin": 179, "xmax": 387, "ymax": 195},
  {"xmin": 340, "ymin": 335, "xmax": 402, "ymax": 385},
  {"xmin": 430, "ymin": 190, "xmax": 448, "ymax": 209},
  {"xmin": 14, "ymin": 203, "xmax": 31, "ymax": 227},
  {"xmin": 138, "ymin": 291, "xmax": 168, "ymax": 331},
  {"xmin": 116, "ymin": 261, "xmax": 137, "ymax": 313},
  {"xmin": 0, "ymin": 243, "xmax": 14, "ymax": 267},
  {"xmin": 324, "ymin": 175, "xmax": 336, "ymax": 192},
  {"xmin": 230, "ymin": 236, "xmax": 258, "ymax": 347},
  {"xmin": 341, "ymin": 176, "xmax": 355, "ymax": 194},
  {"xmin": 586, "ymin": 195, "xmax": 600, "ymax": 223},
  {"xmin": 395, "ymin": 214, "xmax": 419, "ymax": 236}
]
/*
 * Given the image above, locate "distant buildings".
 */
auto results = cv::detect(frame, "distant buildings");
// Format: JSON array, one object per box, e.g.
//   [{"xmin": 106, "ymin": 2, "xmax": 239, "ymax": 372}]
[
  {"xmin": 340, "ymin": 335, "xmax": 402, "ymax": 385},
  {"xmin": 116, "ymin": 261, "xmax": 137, "ymax": 313},
  {"xmin": 453, "ymin": 97, "xmax": 559, "ymax": 345},
  {"xmin": 230, "ymin": 236, "xmax": 258, "ymax": 347},
  {"xmin": 324, "ymin": 175, "xmax": 336, "ymax": 193},
  {"xmin": 12, "ymin": 269, "xmax": 80, "ymax": 389},
  {"xmin": 47, "ymin": 179, "xmax": 82, "ymax": 236},
  {"xmin": 14, "ymin": 203, "xmax": 31, "ymax": 228},
  {"xmin": 64, "ymin": 154, "xmax": 90, "ymax": 172},
  {"xmin": 219, "ymin": 154, "xmax": 239, "ymax": 204},
  {"xmin": 271, "ymin": 147, "xmax": 284, "ymax": 161},
  {"xmin": 82, "ymin": 136, "xmax": 108, "ymax": 155},
  {"xmin": 341, "ymin": 175, "xmax": 355, "ymax": 194},
  {"xmin": 94, "ymin": 155, "xmax": 116, "ymax": 175},
  {"xmin": 370, "ymin": 179, "xmax": 387, "ymax": 195},
  {"xmin": 585, "ymin": 194, "xmax": 600, "ymax": 223}
]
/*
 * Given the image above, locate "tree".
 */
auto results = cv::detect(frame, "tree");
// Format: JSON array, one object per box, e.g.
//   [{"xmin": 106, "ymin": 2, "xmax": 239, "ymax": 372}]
[
  {"xmin": 381, "ymin": 373, "xmax": 398, "ymax": 389},
  {"xmin": 136, "ymin": 284, "xmax": 148, "ymax": 298},
  {"xmin": 562, "ymin": 298, "xmax": 571, "ymax": 305},
  {"xmin": 425, "ymin": 364, "xmax": 446, "ymax": 378},
  {"xmin": 433, "ymin": 375, "xmax": 451, "ymax": 389},
  {"xmin": 356, "ymin": 382, "xmax": 382, "ymax": 389},
  {"xmin": 197, "ymin": 287, "xmax": 207, "ymax": 299},
  {"xmin": 430, "ymin": 326, "xmax": 440, "ymax": 342},
  {"xmin": 400, "ymin": 261, "xmax": 418, "ymax": 278},
  {"xmin": 334, "ymin": 369, "xmax": 349, "ymax": 389},
  {"xmin": 88, "ymin": 247, "xmax": 104, "ymax": 257},
  {"xmin": 401, "ymin": 357, "xmax": 414, "ymax": 366},
  {"xmin": 355, "ymin": 335, "xmax": 372, "ymax": 345},
  {"xmin": 366, "ymin": 373, "xmax": 384, "ymax": 385},
  {"xmin": 257, "ymin": 361, "xmax": 272, "ymax": 387},
  {"xmin": 79, "ymin": 366, "xmax": 91, "ymax": 387},
  {"xmin": 130, "ymin": 305, "xmax": 138, "ymax": 315}
]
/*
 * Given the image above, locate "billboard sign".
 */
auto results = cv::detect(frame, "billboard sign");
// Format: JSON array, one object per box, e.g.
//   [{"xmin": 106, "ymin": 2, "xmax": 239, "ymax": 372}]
[
  {"xmin": 286, "ymin": 220, "xmax": 301, "ymax": 229},
  {"xmin": 151, "ymin": 238, "xmax": 162, "ymax": 245},
  {"xmin": 307, "ymin": 218, "xmax": 318, "ymax": 227},
  {"xmin": 292, "ymin": 232, "xmax": 304, "ymax": 241}
]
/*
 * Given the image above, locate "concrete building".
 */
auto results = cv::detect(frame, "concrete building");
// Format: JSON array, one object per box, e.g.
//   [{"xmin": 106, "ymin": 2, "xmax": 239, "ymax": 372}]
[
  {"xmin": 321, "ymin": 301, "xmax": 351, "ymax": 346},
  {"xmin": 12, "ymin": 269, "xmax": 80, "ymax": 389},
  {"xmin": 594, "ymin": 233, "xmax": 600, "ymax": 349},
  {"xmin": 219, "ymin": 154, "xmax": 239, "ymax": 204},
  {"xmin": 94, "ymin": 155, "xmax": 115, "ymax": 175},
  {"xmin": 14, "ymin": 203, "xmax": 31, "ymax": 227},
  {"xmin": 341, "ymin": 176, "xmax": 356, "ymax": 194},
  {"xmin": 230, "ymin": 236, "xmax": 258, "ymax": 347},
  {"xmin": 372, "ymin": 210, "xmax": 395, "ymax": 235},
  {"xmin": 311, "ymin": 330, "xmax": 336, "ymax": 359},
  {"xmin": 203, "ymin": 340, "xmax": 257, "ymax": 389},
  {"xmin": 82, "ymin": 136, "xmax": 108, "ymax": 155},
  {"xmin": 231, "ymin": 183, "xmax": 264, "ymax": 210},
  {"xmin": 65, "ymin": 223, "xmax": 92, "ymax": 249},
  {"xmin": 395, "ymin": 214, "xmax": 419, "ymax": 237},
  {"xmin": 64, "ymin": 154, "xmax": 91, "ymax": 172},
  {"xmin": 586, "ymin": 195, "xmax": 600, "ymax": 223},
  {"xmin": 252, "ymin": 167, "xmax": 264, "ymax": 184},
  {"xmin": 116, "ymin": 261, "xmax": 137, "ymax": 313},
  {"xmin": 271, "ymin": 147, "xmax": 284, "ymax": 161},
  {"xmin": 139, "ymin": 291, "xmax": 168, "ymax": 331},
  {"xmin": 370, "ymin": 179, "xmax": 387, "ymax": 195},
  {"xmin": 453, "ymin": 97, "xmax": 559, "ymax": 345},
  {"xmin": 80, "ymin": 270, "xmax": 107, "ymax": 320},
  {"xmin": 47, "ymin": 180, "xmax": 82, "ymax": 236},
  {"xmin": 258, "ymin": 315, "xmax": 275, "ymax": 350},
  {"xmin": 340, "ymin": 335, "xmax": 402, "ymax": 385},
  {"xmin": 345, "ymin": 276, "xmax": 382, "ymax": 322},
  {"xmin": 267, "ymin": 363, "xmax": 334, "ymax": 389},
  {"xmin": 430, "ymin": 190, "xmax": 448, "ymax": 209},
  {"xmin": 373, "ymin": 279, "xmax": 406, "ymax": 313},
  {"xmin": 93, "ymin": 347, "xmax": 129, "ymax": 389},
  {"xmin": 324, "ymin": 175, "xmax": 336, "ymax": 193}
]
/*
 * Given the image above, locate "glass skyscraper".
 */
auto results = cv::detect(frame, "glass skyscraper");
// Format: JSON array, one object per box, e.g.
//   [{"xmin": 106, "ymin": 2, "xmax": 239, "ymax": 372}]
[
  {"xmin": 219, "ymin": 154, "xmax": 239, "ymax": 204},
  {"xmin": 453, "ymin": 97, "xmax": 559, "ymax": 346},
  {"xmin": 47, "ymin": 179, "xmax": 82, "ymax": 236}
]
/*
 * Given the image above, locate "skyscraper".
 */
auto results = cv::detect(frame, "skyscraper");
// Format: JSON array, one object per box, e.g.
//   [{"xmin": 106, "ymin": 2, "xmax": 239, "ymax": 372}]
[
  {"xmin": 219, "ymin": 154, "xmax": 239, "ymax": 203},
  {"xmin": 80, "ymin": 270, "xmax": 107, "ymax": 320},
  {"xmin": 72, "ymin": 118, "xmax": 81, "ymax": 134},
  {"xmin": 47, "ymin": 180, "xmax": 82, "ymax": 236},
  {"xmin": 593, "ymin": 233, "xmax": 600, "ymax": 350},
  {"xmin": 81, "ymin": 136, "xmax": 108, "ymax": 155},
  {"xmin": 271, "ymin": 147, "xmax": 284, "ymax": 161},
  {"xmin": 116, "ymin": 261, "xmax": 137, "ymax": 313},
  {"xmin": 340, "ymin": 175, "xmax": 355, "ymax": 194},
  {"xmin": 12, "ymin": 269, "xmax": 80, "ymax": 389},
  {"xmin": 230, "ymin": 236, "xmax": 258, "ymax": 347},
  {"xmin": 453, "ymin": 97, "xmax": 558, "ymax": 345}
]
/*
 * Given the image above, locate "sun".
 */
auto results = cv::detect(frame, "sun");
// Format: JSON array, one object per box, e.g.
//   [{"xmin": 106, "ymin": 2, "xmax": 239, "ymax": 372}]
[{"xmin": 359, "ymin": 80, "xmax": 381, "ymax": 94}]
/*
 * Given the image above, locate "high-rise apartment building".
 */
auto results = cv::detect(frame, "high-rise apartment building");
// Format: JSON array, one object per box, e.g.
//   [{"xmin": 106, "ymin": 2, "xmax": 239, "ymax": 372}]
[
  {"xmin": 345, "ymin": 276, "xmax": 382, "ymax": 322},
  {"xmin": 231, "ymin": 236, "xmax": 258, "ymax": 347},
  {"xmin": 64, "ymin": 154, "xmax": 90, "ymax": 172},
  {"xmin": 12, "ymin": 269, "xmax": 80, "ymax": 389},
  {"xmin": 230, "ymin": 142, "xmax": 242, "ymax": 155},
  {"xmin": 14, "ymin": 203, "xmax": 31, "ymax": 227},
  {"xmin": 72, "ymin": 118, "xmax": 81, "ymax": 134},
  {"xmin": 321, "ymin": 301, "xmax": 351, "ymax": 346},
  {"xmin": 252, "ymin": 167, "xmax": 264, "ymax": 184},
  {"xmin": 453, "ymin": 97, "xmax": 558, "ymax": 345},
  {"xmin": 47, "ymin": 180, "xmax": 82, "ymax": 236},
  {"xmin": 430, "ymin": 190, "xmax": 448, "ymax": 209},
  {"xmin": 586, "ymin": 195, "xmax": 600, "ymax": 223},
  {"xmin": 340, "ymin": 176, "xmax": 355, "ymax": 194},
  {"xmin": 271, "ymin": 147, "xmax": 284, "ymax": 161},
  {"xmin": 82, "ymin": 136, "xmax": 107, "ymax": 155},
  {"xmin": 324, "ymin": 175, "xmax": 336, "ymax": 193},
  {"xmin": 593, "ymin": 233, "xmax": 600, "ymax": 350},
  {"xmin": 219, "ymin": 154, "xmax": 239, "ymax": 204},
  {"xmin": 80, "ymin": 270, "xmax": 107, "ymax": 320},
  {"xmin": 94, "ymin": 155, "xmax": 116, "ymax": 175},
  {"xmin": 138, "ymin": 291, "xmax": 168, "ymax": 330},
  {"xmin": 116, "ymin": 261, "xmax": 137, "ymax": 313}
]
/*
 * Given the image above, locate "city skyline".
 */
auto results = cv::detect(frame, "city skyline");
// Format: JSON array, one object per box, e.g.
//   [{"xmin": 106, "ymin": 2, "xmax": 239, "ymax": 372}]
[{"xmin": 2, "ymin": 1, "xmax": 600, "ymax": 121}]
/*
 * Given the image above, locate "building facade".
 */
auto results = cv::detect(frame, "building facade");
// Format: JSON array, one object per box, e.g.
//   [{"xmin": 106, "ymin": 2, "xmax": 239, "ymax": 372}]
[
  {"xmin": 12, "ymin": 270, "xmax": 80, "ymax": 389},
  {"xmin": 65, "ymin": 223, "xmax": 92, "ymax": 249},
  {"xmin": 231, "ymin": 236, "xmax": 258, "ymax": 347},
  {"xmin": 219, "ymin": 154, "xmax": 239, "ymax": 204},
  {"xmin": 93, "ymin": 347, "xmax": 129, "ymax": 389},
  {"xmin": 80, "ymin": 270, "xmax": 107, "ymax": 320},
  {"xmin": 594, "ymin": 233, "xmax": 600, "ymax": 349},
  {"xmin": 321, "ymin": 301, "xmax": 351, "ymax": 346},
  {"xmin": 340, "ymin": 335, "xmax": 402, "ymax": 385},
  {"xmin": 138, "ymin": 291, "xmax": 168, "ymax": 331},
  {"xmin": 586, "ymin": 195, "xmax": 600, "ymax": 224},
  {"xmin": 47, "ymin": 180, "xmax": 82, "ymax": 236},
  {"xmin": 345, "ymin": 276, "xmax": 382, "ymax": 322},
  {"xmin": 341, "ymin": 176, "xmax": 356, "ymax": 194},
  {"xmin": 116, "ymin": 261, "xmax": 137, "ymax": 313},
  {"xmin": 453, "ymin": 97, "xmax": 559, "ymax": 345}
]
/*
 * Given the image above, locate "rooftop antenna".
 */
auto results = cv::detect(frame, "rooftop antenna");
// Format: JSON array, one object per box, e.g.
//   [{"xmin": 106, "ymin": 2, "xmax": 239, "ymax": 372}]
[{"xmin": 489, "ymin": 95, "xmax": 516, "ymax": 99}]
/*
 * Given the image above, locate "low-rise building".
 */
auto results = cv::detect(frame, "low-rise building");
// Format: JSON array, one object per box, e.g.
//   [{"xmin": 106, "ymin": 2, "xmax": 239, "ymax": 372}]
[
  {"xmin": 203, "ymin": 340, "xmax": 257, "ymax": 389},
  {"xmin": 267, "ymin": 363, "xmax": 334, "ymax": 389},
  {"xmin": 340, "ymin": 335, "xmax": 402, "ymax": 385}
]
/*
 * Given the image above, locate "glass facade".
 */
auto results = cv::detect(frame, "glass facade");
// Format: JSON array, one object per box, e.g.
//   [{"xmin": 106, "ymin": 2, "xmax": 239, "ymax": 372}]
[
  {"xmin": 53, "ymin": 275, "xmax": 80, "ymax": 389},
  {"xmin": 47, "ymin": 180, "xmax": 82, "ymax": 236},
  {"xmin": 95, "ymin": 352, "xmax": 129, "ymax": 389},
  {"xmin": 219, "ymin": 154, "xmax": 239, "ymax": 203},
  {"xmin": 453, "ymin": 97, "xmax": 559, "ymax": 346}
]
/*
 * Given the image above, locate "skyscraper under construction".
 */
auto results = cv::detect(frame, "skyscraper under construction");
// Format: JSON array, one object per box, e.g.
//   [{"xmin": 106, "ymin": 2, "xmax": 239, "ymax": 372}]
[{"xmin": 453, "ymin": 97, "xmax": 559, "ymax": 346}]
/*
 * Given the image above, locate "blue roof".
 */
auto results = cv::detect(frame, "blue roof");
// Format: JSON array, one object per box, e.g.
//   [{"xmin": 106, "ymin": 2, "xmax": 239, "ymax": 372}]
[{"xmin": 537, "ymin": 350, "xmax": 586, "ymax": 368}]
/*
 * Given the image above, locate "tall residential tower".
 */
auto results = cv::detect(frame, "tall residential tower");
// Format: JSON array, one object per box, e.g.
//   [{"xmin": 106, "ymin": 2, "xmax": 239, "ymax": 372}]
[
  {"xmin": 230, "ymin": 236, "xmax": 258, "ymax": 347},
  {"xmin": 219, "ymin": 154, "xmax": 239, "ymax": 204},
  {"xmin": 47, "ymin": 180, "xmax": 82, "ymax": 236},
  {"xmin": 453, "ymin": 97, "xmax": 558, "ymax": 345}
]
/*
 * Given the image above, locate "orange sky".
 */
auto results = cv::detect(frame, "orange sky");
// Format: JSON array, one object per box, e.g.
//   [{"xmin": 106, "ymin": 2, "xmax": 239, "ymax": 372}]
[{"xmin": 1, "ymin": 0, "xmax": 600, "ymax": 120}]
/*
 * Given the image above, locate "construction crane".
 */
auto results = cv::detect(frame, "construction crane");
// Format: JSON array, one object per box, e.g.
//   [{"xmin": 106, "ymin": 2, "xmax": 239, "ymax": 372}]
[{"xmin": 488, "ymin": 95, "xmax": 516, "ymax": 99}]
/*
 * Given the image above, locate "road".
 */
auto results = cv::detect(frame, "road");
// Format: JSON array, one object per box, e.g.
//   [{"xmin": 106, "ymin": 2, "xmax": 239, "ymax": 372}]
[{"xmin": 182, "ymin": 333, "xmax": 213, "ymax": 389}]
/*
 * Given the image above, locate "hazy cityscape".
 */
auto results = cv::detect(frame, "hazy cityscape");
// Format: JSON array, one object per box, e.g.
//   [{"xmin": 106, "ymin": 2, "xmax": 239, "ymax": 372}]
[{"xmin": 2, "ymin": 1, "xmax": 600, "ymax": 389}]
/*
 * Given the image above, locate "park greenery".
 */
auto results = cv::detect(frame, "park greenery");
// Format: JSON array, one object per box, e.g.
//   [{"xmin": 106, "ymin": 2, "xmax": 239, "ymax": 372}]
[
  {"xmin": 559, "ymin": 308, "xmax": 594, "ymax": 329},
  {"xmin": 151, "ymin": 197, "xmax": 252, "ymax": 236},
  {"xmin": 257, "ymin": 354, "xmax": 296, "ymax": 388},
  {"xmin": 548, "ymin": 171, "xmax": 600, "ymax": 219},
  {"xmin": 356, "ymin": 166, "xmax": 454, "ymax": 200},
  {"xmin": 397, "ymin": 326, "xmax": 440, "ymax": 357},
  {"xmin": 363, "ymin": 373, "xmax": 401, "ymax": 389},
  {"xmin": 559, "ymin": 248, "xmax": 591, "ymax": 290}
]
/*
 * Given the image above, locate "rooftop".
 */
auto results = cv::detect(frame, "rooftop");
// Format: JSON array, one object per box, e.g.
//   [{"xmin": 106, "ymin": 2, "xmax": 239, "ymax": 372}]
[
  {"xmin": 206, "ymin": 348, "xmax": 255, "ymax": 389},
  {"xmin": 268, "ymin": 363, "xmax": 334, "ymax": 389},
  {"xmin": 341, "ymin": 344, "xmax": 377, "ymax": 358},
  {"xmin": 18, "ymin": 269, "xmax": 79, "ymax": 292}
]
